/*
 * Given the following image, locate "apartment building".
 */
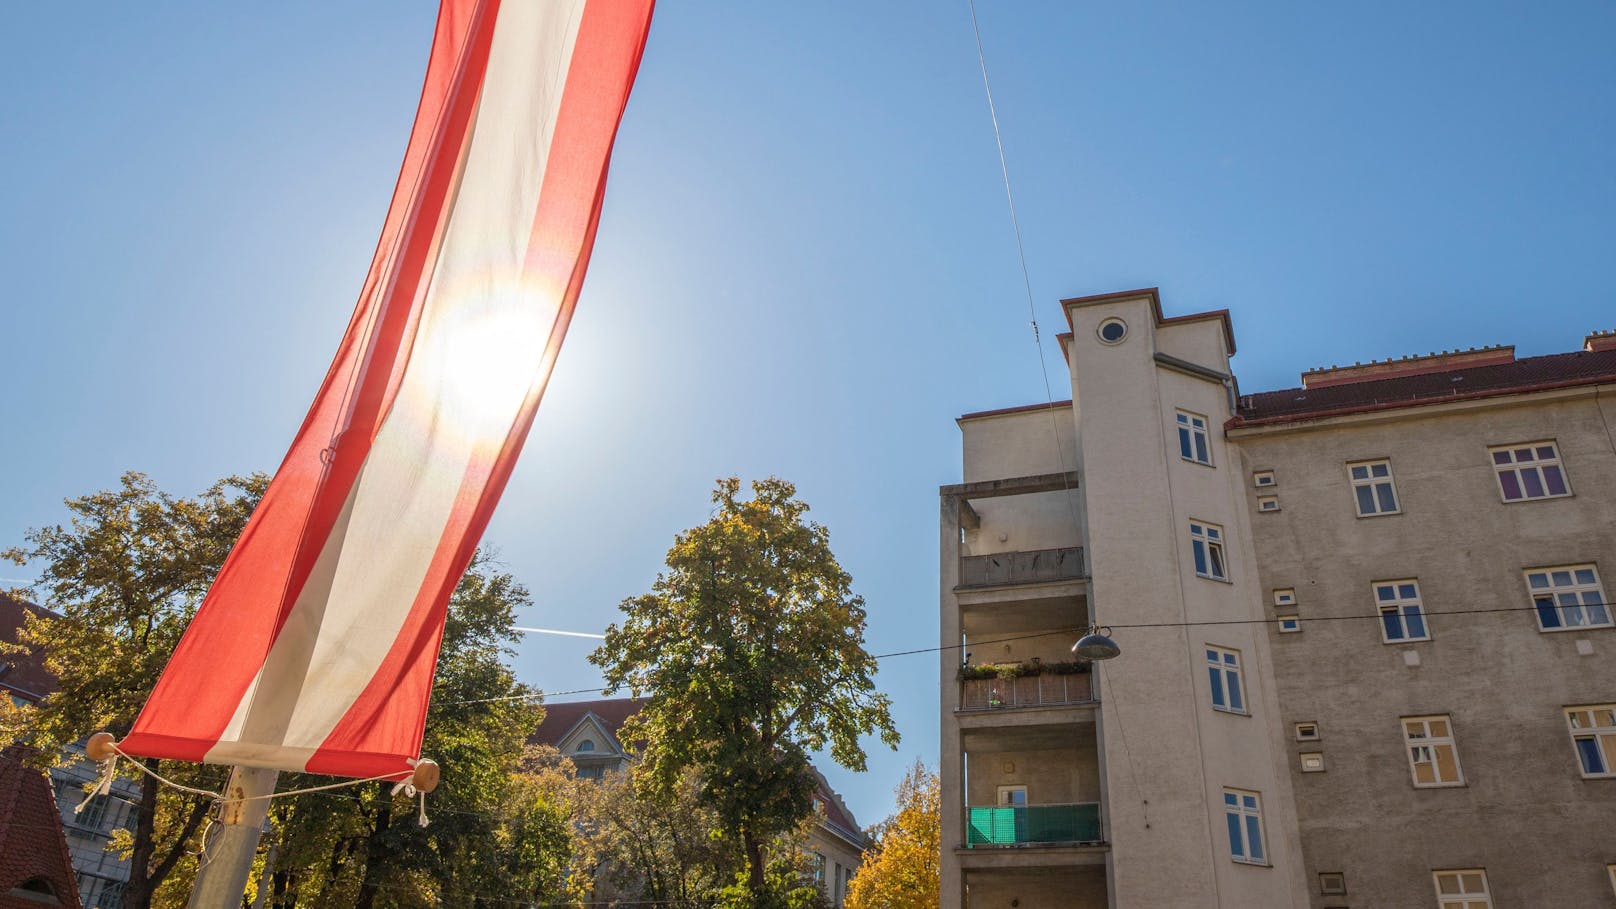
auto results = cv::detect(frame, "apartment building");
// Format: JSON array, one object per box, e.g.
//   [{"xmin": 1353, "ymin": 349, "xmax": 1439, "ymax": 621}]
[{"xmin": 939, "ymin": 288, "xmax": 1616, "ymax": 908}]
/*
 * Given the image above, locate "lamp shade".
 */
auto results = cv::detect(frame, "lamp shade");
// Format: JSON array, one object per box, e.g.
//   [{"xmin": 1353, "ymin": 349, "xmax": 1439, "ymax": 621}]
[{"xmin": 1072, "ymin": 631, "xmax": 1121, "ymax": 661}]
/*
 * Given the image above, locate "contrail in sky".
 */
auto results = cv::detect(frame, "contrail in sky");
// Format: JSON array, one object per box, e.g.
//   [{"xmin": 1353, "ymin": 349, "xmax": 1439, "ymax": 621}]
[{"xmin": 512, "ymin": 626, "xmax": 606, "ymax": 639}]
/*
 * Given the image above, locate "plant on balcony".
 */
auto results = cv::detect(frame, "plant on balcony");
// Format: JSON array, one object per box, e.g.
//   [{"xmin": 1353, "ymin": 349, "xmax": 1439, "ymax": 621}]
[{"xmin": 956, "ymin": 658, "xmax": 1090, "ymax": 682}]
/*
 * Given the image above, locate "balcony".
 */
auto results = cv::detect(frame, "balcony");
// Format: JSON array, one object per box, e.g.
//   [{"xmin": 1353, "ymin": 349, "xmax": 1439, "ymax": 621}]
[
  {"xmin": 966, "ymin": 803, "xmax": 1102, "ymax": 847},
  {"xmin": 959, "ymin": 672, "xmax": 1094, "ymax": 711},
  {"xmin": 959, "ymin": 546, "xmax": 1085, "ymax": 589}
]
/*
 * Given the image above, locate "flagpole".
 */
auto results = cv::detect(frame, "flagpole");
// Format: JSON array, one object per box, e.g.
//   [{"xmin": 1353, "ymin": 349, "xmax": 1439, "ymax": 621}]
[{"xmin": 188, "ymin": 765, "xmax": 279, "ymax": 908}]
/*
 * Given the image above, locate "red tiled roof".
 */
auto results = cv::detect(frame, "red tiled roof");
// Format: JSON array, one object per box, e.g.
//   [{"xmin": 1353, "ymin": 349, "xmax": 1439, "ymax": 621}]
[
  {"xmin": 0, "ymin": 748, "xmax": 83, "ymax": 909},
  {"xmin": 0, "ymin": 594, "xmax": 58, "ymax": 704},
  {"xmin": 1232, "ymin": 348, "xmax": 1616, "ymax": 427},
  {"xmin": 528, "ymin": 697, "xmax": 647, "ymax": 747}
]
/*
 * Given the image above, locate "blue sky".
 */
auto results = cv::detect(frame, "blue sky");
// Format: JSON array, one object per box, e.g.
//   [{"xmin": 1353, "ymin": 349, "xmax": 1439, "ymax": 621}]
[{"xmin": 3, "ymin": 2, "xmax": 1613, "ymax": 824}]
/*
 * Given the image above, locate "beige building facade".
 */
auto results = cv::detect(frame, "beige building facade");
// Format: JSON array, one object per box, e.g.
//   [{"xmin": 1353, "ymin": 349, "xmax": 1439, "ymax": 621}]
[{"xmin": 940, "ymin": 289, "xmax": 1616, "ymax": 908}]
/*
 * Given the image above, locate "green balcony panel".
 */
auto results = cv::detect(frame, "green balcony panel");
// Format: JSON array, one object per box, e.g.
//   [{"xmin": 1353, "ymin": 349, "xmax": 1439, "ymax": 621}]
[{"xmin": 965, "ymin": 803, "xmax": 1101, "ymax": 847}]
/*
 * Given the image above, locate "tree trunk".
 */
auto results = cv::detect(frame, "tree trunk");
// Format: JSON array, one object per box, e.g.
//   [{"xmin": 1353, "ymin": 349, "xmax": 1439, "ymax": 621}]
[
  {"xmin": 742, "ymin": 827, "xmax": 765, "ymax": 901},
  {"xmin": 123, "ymin": 762, "xmax": 163, "ymax": 909},
  {"xmin": 354, "ymin": 799, "xmax": 393, "ymax": 909}
]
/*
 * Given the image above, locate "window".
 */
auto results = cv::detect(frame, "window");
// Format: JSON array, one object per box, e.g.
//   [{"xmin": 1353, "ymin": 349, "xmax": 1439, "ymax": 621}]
[
  {"xmin": 1319, "ymin": 872, "xmax": 1347, "ymax": 895},
  {"xmin": 1491, "ymin": 442, "xmax": 1571, "ymax": 501},
  {"xmin": 1403, "ymin": 716, "xmax": 1464, "ymax": 787},
  {"xmin": 812, "ymin": 854, "xmax": 826, "ymax": 887},
  {"xmin": 575, "ymin": 739, "xmax": 596, "ymax": 752},
  {"xmin": 1432, "ymin": 869, "xmax": 1491, "ymax": 909},
  {"xmin": 1176, "ymin": 411, "xmax": 1212, "ymax": 466},
  {"xmin": 1205, "ymin": 646, "xmax": 1247, "ymax": 715},
  {"xmin": 1257, "ymin": 495, "xmax": 1280, "ymax": 512},
  {"xmin": 1348, "ymin": 459, "xmax": 1400, "ymax": 516},
  {"xmin": 1253, "ymin": 470, "xmax": 1276, "ymax": 488},
  {"xmin": 1222, "ymin": 789, "xmax": 1267, "ymax": 865},
  {"xmin": 1564, "ymin": 705, "xmax": 1616, "ymax": 778},
  {"xmin": 1190, "ymin": 521, "xmax": 1228, "ymax": 581},
  {"xmin": 1273, "ymin": 588, "xmax": 1297, "ymax": 607},
  {"xmin": 1300, "ymin": 752, "xmax": 1326, "ymax": 772},
  {"xmin": 1277, "ymin": 615, "xmax": 1301, "ymax": 633},
  {"xmin": 1375, "ymin": 580, "xmax": 1430, "ymax": 642},
  {"xmin": 1295, "ymin": 722, "xmax": 1320, "ymax": 741},
  {"xmin": 1097, "ymin": 317, "xmax": 1128, "ymax": 344},
  {"xmin": 997, "ymin": 785, "xmax": 1027, "ymax": 806},
  {"xmin": 1525, "ymin": 565, "xmax": 1610, "ymax": 631}
]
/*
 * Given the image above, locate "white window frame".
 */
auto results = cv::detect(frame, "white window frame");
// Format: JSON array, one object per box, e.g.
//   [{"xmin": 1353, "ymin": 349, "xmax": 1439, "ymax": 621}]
[
  {"xmin": 1273, "ymin": 588, "xmax": 1297, "ymax": 607},
  {"xmin": 1319, "ymin": 872, "xmax": 1346, "ymax": 895},
  {"xmin": 1190, "ymin": 520, "xmax": 1229, "ymax": 582},
  {"xmin": 1299, "ymin": 752, "xmax": 1325, "ymax": 772},
  {"xmin": 1564, "ymin": 704, "xmax": 1616, "ymax": 778},
  {"xmin": 1403, "ymin": 715, "xmax": 1464, "ymax": 788},
  {"xmin": 1252, "ymin": 469, "xmax": 1276, "ymax": 488},
  {"xmin": 1490, "ymin": 441, "xmax": 1572, "ymax": 502},
  {"xmin": 996, "ymin": 784, "xmax": 1027, "ymax": 806},
  {"xmin": 1347, "ymin": 459, "xmax": 1400, "ymax": 516},
  {"xmin": 1375, "ymin": 579, "xmax": 1430, "ymax": 643},
  {"xmin": 1205, "ymin": 645, "xmax": 1248, "ymax": 715},
  {"xmin": 1257, "ymin": 495, "xmax": 1280, "ymax": 512},
  {"xmin": 1295, "ymin": 722, "xmax": 1320, "ymax": 742},
  {"xmin": 1525, "ymin": 565, "xmax": 1611, "ymax": 631},
  {"xmin": 1432, "ymin": 869, "xmax": 1492, "ymax": 908},
  {"xmin": 1176, "ymin": 410, "xmax": 1213, "ymax": 466},
  {"xmin": 1221, "ymin": 788, "xmax": 1267, "ymax": 866},
  {"xmin": 1277, "ymin": 615, "xmax": 1301, "ymax": 633}
]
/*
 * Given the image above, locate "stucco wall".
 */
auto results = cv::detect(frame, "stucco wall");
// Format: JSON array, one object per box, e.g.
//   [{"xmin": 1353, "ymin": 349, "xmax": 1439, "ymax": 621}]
[{"xmin": 1235, "ymin": 388, "xmax": 1616, "ymax": 907}]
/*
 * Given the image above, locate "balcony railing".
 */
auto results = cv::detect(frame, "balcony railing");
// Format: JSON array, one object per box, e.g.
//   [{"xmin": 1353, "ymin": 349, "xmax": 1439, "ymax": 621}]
[
  {"xmin": 966, "ymin": 803, "xmax": 1102, "ymax": 847},
  {"xmin": 958, "ymin": 673, "xmax": 1094, "ymax": 711},
  {"xmin": 959, "ymin": 546, "xmax": 1085, "ymax": 588}
]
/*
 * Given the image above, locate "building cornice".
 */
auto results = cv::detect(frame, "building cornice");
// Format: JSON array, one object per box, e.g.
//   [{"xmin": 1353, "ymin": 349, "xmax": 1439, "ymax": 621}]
[{"xmin": 1226, "ymin": 381, "xmax": 1613, "ymax": 437}]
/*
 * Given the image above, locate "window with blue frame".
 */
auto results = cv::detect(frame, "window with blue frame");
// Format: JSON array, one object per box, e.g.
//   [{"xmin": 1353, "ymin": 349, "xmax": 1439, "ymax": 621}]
[
  {"xmin": 1525, "ymin": 565, "xmax": 1610, "ymax": 631},
  {"xmin": 1374, "ymin": 580, "xmax": 1429, "ymax": 642},
  {"xmin": 1206, "ymin": 646, "xmax": 1247, "ymax": 714},
  {"xmin": 1223, "ymin": 789, "xmax": 1266, "ymax": 865},
  {"xmin": 1176, "ymin": 410, "xmax": 1212, "ymax": 466}
]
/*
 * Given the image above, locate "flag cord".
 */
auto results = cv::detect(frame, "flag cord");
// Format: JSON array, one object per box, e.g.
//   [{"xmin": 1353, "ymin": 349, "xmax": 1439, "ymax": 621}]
[{"xmin": 83, "ymin": 742, "xmax": 428, "ymax": 820}]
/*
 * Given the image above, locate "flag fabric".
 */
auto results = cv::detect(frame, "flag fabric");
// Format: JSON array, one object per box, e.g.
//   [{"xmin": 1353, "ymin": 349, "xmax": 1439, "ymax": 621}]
[{"xmin": 119, "ymin": 0, "xmax": 655, "ymax": 779}]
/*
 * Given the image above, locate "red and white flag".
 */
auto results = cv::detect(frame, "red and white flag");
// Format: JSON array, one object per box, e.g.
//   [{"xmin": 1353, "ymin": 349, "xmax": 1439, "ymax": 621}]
[{"xmin": 120, "ymin": 0, "xmax": 654, "ymax": 779}]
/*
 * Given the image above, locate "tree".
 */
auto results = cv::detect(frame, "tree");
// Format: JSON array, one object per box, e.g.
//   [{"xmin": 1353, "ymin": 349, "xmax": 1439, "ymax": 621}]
[
  {"xmin": 844, "ymin": 762, "xmax": 940, "ymax": 909},
  {"xmin": 2, "ymin": 471, "xmax": 265, "ymax": 909},
  {"xmin": 570, "ymin": 763, "xmax": 739, "ymax": 908},
  {"xmin": 590, "ymin": 476, "xmax": 900, "ymax": 903}
]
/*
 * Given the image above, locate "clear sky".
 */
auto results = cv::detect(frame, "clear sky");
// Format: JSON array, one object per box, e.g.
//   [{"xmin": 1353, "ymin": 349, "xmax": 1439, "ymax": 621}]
[{"xmin": 3, "ymin": 2, "xmax": 1613, "ymax": 825}]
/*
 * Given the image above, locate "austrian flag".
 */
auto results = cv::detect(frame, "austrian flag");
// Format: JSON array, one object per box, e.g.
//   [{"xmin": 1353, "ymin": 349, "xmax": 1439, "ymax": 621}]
[{"xmin": 119, "ymin": 0, "xmax": 655, "ymax": 778}]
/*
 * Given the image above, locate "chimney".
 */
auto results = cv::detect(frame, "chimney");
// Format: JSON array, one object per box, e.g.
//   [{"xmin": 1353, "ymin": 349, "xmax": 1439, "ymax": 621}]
[
  {"xmin": 1585, "ymin": 330, "xmax": 1616, "ymax": 353},
  {"xmin": 1301, "ymin": 346, "xmax": 1515, "ymax": 389}
]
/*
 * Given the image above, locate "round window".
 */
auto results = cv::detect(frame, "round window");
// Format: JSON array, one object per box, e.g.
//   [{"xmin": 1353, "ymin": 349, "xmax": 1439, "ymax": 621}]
[{"xmin": 1097, "ymin": 318, "xmax": 1128, "ymax": 344}]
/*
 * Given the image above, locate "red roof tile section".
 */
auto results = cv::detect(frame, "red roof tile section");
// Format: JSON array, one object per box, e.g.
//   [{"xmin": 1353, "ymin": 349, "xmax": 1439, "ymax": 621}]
[
  {"xmin": 528, "ymin": 697, "xmax": 647, "ymax": 747},
  {"xmin": 1233, "ymin": 347, "xmax": 1616, "ymax": 427},
  {"xmin": 1301, "ymin": 346, "xmax": 1515, "ymax": 389},
  {"xmin": 0, "ymin": 594, "xmax": 58, "ymax": 704},
  {"xmin": 0, "ymin": 748, "xmax": 84, "ymax": 909}
]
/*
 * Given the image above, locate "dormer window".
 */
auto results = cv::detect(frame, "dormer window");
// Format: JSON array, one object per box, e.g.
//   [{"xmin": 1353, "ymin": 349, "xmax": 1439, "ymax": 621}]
[{"xmin": 576, "ymin": 739, "xmax": 596, "ymax": 753}]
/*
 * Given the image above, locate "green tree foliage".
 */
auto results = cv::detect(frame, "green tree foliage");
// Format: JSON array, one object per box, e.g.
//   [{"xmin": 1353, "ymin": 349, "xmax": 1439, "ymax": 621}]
[
  {"xmin": 2, "ymin": 471, "xmax": 265, "ymax": 909},
  {"xmin": 590, "ymin": 477, "xmax": 900, "ymax": 903},
  {"xmin": 570, "ymin": 763, "xmax": 739, "ymax": 907},
  {"xmin": 844, "ymin": 762, "xmax": 940, "ymax": 909}
]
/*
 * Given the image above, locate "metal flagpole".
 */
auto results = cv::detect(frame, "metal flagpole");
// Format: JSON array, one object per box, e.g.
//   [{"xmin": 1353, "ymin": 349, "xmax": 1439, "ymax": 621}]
[{"xmin": 188, "ymin": 766, "xmax": 279, "ymax": 908}]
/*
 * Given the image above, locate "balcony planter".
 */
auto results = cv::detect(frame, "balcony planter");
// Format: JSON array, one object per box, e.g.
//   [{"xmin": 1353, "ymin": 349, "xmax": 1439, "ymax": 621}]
[
  {"xmin": 957, "ymin": 659, "xmax": 1091, "ymax": 682},
  {"xmin": 957, "ymin": 660, "xmax": 1095, "ymax": 710}
]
